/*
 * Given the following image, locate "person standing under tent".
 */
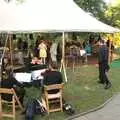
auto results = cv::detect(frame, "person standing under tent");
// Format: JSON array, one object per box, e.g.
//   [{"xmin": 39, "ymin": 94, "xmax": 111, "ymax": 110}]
[
  {"xmin": 38, "ymin": 39, "xmax": 47, "ymax": 64},
  {"xmin": 50, "ymin": 41, "xmax": 58, "ymax": 63},
  {"xmin": 17, "ymin": 38, "xmax": 24, "ymax": 65},
  {"xmin": 33, "ymin": 36, "xmax": 40, "ymax": 58},
  {"xmin": 85, "ymin": 41, "xmax": 92, "ymax": 56},
  {"xmin": 98, "ymin": 40, "xmax": 111, "ymax": 89}
]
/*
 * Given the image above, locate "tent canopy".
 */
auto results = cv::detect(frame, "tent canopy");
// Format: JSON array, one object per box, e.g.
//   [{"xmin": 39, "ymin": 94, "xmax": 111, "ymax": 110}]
[{"xmin": 0, "ymin": 0, "xmax": 119, "ymax": 33}]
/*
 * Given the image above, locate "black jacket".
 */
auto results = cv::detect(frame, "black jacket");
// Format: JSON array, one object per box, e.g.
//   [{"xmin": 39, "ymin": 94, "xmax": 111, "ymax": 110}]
[
  {"xmin": 98, "ymin": 45, "xmax": 108, "ymax": 63},
  {"xmin": 42, "ymin": 70, "xmax": 63, "ymax": 94},
  {"xmin": 98, "ymin": 45, "xmax": 110, "ymax": 71}
]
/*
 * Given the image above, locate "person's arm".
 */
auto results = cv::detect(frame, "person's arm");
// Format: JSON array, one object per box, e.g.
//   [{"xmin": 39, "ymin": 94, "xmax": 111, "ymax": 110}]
[{"xmin": 41, "ymin": 69, "xmax": 49, "ymax": 76}]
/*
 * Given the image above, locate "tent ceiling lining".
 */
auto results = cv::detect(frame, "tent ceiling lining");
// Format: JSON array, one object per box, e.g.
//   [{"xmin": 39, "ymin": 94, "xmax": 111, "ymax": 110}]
[{"xmin": 0, "ymin": 0, "xmax": 119, "ymax": 33}]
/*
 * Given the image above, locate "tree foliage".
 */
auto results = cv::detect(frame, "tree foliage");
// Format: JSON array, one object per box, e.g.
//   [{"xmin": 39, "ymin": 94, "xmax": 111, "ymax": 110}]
[
  {"xmin": 74, "ymin": 0, "xmax": 106, "ymax": 20},
  {"xmin": 103, "ymin": 1, "xmax": 120, "ymax": 48},
  {"xmin": 104, "ymin": 3, "xmax": 120, "ymax": 27},
  {"xmin": 74, "ymin": 0, "xmax": 120, "ymax": 48}
]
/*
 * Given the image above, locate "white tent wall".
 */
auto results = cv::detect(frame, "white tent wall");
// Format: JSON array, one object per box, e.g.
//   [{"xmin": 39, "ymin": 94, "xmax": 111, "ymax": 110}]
[{"xmin": 0, "ymin": 0, "xmax": 120, "ymax": 33}]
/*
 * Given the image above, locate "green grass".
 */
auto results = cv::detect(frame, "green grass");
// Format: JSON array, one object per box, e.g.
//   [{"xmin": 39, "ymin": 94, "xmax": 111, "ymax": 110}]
[
  {"xmin": 3, "ymin": 64, "xmax": 120, "ymax": 120},
  {"xmin": 110, "ymin": 59, "xmax": 120, "ymax": 68}
]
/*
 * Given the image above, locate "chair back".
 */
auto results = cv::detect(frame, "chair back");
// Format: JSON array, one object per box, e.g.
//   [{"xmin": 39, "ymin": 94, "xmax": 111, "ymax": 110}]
[
  {"xmin": 43, "ymin": 83, "xmax": 64, "ymax": 114},
  {"xmin": 44, "ymin": 83, "xmax": 63, "ymax": 91}
]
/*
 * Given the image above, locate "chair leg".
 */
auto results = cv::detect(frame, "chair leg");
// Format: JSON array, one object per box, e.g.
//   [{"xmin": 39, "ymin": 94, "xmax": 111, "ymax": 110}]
[
  {"xmin": 60, "ymin": 97, "xmax": 63, "ymax": 111},
  {"xmin": 13, "ymin": 91, "xmax": 23, "ymax": 110},
  {"xmin": 13, "ymin": 96, "xmax": 15, "ymax": 120},
  {"xmin": 46, "ymin": 99, "xmax": 49, "ymax": 114},
  {"xmin": 0, "ymin": 95, "xmax": 2, "ymax": 119}
]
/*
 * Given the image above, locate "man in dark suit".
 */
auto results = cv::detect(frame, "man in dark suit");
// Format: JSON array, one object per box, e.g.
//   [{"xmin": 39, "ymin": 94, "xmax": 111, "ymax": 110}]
[
  {"xmin": 98, "ymin": 40, "xmax": 111, "ymax": 89},
  {"xmin": 42, "ymin": 62, "xmax": 63, "ymax": 93}
]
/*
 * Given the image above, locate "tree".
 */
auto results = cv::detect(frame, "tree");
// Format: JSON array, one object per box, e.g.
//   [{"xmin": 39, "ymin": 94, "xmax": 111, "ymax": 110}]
[
  {"xmin": 103, "ymin": 1, "xmax": 120, "ymax": 48},
  {"xmin": 74, "ymin": 0, "xmax": 106, "ymax": 20},
  {"xmin": 104, "ymin": 3, "xmax": 120, "ymax": 27},
  {"xmin": 73, "ymin": 0, "xmax": 107, "ymax": 40}
]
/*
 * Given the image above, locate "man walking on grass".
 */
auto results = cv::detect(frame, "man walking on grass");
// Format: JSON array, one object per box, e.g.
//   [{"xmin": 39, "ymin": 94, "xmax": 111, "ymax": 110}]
[{"xmin": 98, "ymin": 40, "xmax": 111, "ymax": 89}]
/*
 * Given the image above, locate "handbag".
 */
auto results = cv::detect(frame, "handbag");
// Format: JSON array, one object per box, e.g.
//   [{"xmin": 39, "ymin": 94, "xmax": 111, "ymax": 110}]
[{"xmin": 34, "ymin": 99, "xmax": 46, "ymax": 115}]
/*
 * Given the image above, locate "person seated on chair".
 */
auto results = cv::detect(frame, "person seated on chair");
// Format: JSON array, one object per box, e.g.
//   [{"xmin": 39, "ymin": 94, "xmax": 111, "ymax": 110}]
[
  {"xmin": 1, "ymin": 69, "xmax": 26, "ymax": 106},
  {"xmin": 40, "ymin": 62, "xmax": 63, "ymax": 111},
  {"xmin": 41, "ymin": 62, "xmax": 63, "ymax": 94}
]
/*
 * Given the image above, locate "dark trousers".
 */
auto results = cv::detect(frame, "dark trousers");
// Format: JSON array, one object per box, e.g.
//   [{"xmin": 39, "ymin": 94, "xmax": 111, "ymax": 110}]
[{"xmin": 99, "ymin": 63, "xmax": 109, "ymax": 84}]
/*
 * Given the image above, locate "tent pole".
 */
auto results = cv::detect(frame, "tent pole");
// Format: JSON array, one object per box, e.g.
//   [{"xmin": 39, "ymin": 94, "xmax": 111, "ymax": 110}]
[
  {"xmin": 0, "ymin": 34, "xmax": 9, "ymax": 83},
  {"xmin": 27, "ymin": 34, "xmax": 30, "ymax": 57},
  {"xmin": 62, "ymin": 32, "xmax": 65, "ymax": 66},
  {"xmin": 108, "ymin": 34, "xmax": 112, "ymax": 64},
  {"xmin": 0, "ymin": 34, "xmax": 9, "ymax": 64},
  {"xmin": 60, "ymin": 32, "xmax": 68, "ymax": 82},
  {"xmin": 111, "ymin": 34, "xmax": 114, "ymax": 62},
  {"xmin": 9, "ymin": 33, "xmax": 13, "ymax": 71}
]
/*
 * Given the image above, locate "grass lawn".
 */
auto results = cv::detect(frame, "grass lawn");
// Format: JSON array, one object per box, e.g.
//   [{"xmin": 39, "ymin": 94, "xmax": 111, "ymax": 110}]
[{"xmin": 3, "ymin": 64, "xmax": 120, "ymax": 120}]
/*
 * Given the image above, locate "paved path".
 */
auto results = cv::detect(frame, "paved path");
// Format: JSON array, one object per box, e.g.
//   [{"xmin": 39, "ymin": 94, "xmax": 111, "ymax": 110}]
[{"xmin": 73, "ymin": 94, "xmax": 120, "ymax": 120}]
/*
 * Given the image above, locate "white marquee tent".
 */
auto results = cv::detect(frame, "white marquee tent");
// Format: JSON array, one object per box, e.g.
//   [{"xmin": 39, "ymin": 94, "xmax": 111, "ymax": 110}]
[{"xmin": 0, "ymin": 0, "xmax": 120, "ymax": 33}]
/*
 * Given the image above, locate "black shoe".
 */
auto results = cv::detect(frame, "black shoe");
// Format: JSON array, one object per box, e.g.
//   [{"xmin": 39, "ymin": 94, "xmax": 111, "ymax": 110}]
[
  {"xmin": 98, "ymin": 81, "xmax": 105, "ymax": 84},
  {"xmin": 104, "ymin": 83, "xmax": 111, "ymax": 89}
]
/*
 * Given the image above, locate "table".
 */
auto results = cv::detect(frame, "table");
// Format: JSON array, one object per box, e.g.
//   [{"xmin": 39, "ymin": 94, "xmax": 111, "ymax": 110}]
[{"xmin": 14, "ymin": 64, "xmax": 47, "ymax": 84}]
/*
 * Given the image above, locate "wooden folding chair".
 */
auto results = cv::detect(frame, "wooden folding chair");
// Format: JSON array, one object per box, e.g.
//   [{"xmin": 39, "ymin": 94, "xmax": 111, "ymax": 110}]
[
  {"xmin": 43, "ymin": 83, "xmax": 64, "ymax": 114},
  {"xmin": 0, "ymin": 88, "xmax": 23, "ymax": 120}
]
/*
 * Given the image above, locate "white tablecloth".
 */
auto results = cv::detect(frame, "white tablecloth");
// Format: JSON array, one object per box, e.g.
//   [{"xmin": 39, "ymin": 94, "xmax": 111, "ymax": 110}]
[
  {"xmin": 14, "ymin": 69, "xmax": 46, "ymax": 83},
  {"xmin": 14, "ymin": 73, "xmax": 31, "ymax": 83}
]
